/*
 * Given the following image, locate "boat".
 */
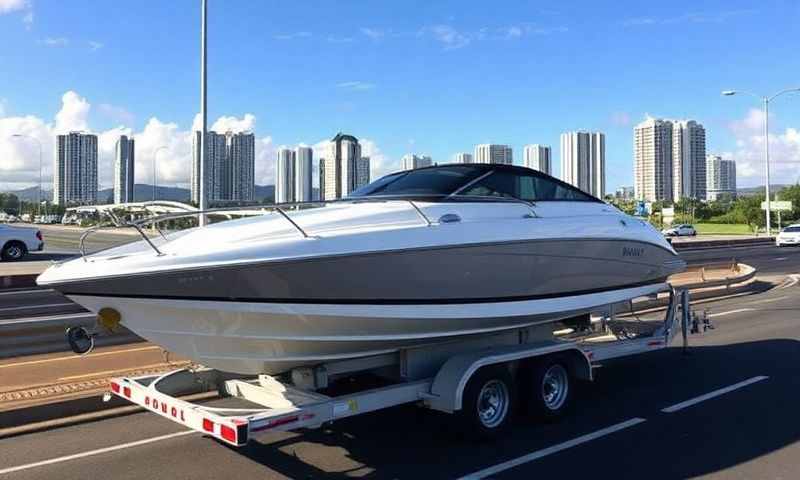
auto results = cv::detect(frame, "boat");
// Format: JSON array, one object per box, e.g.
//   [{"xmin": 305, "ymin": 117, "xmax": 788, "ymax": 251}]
[{"xmin": 38, "ymin": 164, "xmax": 686, "ymax": 375}]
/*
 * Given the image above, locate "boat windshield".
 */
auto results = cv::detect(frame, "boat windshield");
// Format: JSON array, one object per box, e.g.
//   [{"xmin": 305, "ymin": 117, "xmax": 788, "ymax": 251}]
[{"xmin": 348, "ymin": 164, "xmax": 601, "ymax": 202}]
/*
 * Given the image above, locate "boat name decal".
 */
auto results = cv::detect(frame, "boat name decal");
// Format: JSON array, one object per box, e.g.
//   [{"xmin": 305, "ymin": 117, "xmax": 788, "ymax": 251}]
[{"xmin": 622, "ymin": 246, "xmax": 645, "ymax": 257}]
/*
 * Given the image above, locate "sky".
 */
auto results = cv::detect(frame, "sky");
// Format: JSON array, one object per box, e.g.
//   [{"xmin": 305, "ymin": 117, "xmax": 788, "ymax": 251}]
[{"xmin": 1, "ymin": 0, "xmax": 800, "ymax": 193}]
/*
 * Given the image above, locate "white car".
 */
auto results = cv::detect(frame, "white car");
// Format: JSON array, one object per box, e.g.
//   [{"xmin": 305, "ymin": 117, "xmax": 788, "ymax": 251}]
[
  {"xmin": 662, "ymin": 224, "xmax": 697, "ymax": 237},
  {"xmin": 0, "ymin": 224, "xmax": 44, "ymax": 261},
  {"xmin": 776, "ymin": 225, "xmax": 800, "ymax": 247}
]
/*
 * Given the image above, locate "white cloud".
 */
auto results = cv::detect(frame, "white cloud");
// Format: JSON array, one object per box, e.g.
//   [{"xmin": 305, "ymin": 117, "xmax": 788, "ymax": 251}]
[
  {"xmin": 273, "ymin": 31, "xmax": 312, "ymax": 40},
  {"xmin": 360, "ymin": 27, "xmax": 384, "ymax": 40},
  {"xmin": 54, "ymin": 91, "xmax": 90, "ymax": 133},
  {"xmin": 0, "ymin": 0, "xmax": 26, "ymax": 14},
  {"xmin": 0, "ymin": 91, "xmax": 281, "ymax": 192},
  {"xmin": 22, "ymin": 9, "xmax": 32, "ymax": 28},
  {"xmin": 622, "ymin": 10, "xmax": 755, "ymax": 27},
  {"xmin": 88, "ymin": 41, "xmax": 104, "ymax": 51},
  {"xmin": 426, "ymin": 25, "xmax": 470, "ymax": 50},
  {"xmin": 727, "ymin": 108, "xmax": 800, "ymax": 186},
  {"xmin": 504, "ymin": 26, "xmax": 523, "ymax": 39},
  {"xmin": 0, "ymin": 98, "xmax": 8, "ymax": 117},
  {"xmin": 336, "ymin": 81, "xmax": 375, "ymax": 91},
  {"xmin": 42, "ymin": 37, "xmax": 69, "ymax": 47},
  {"xmin": 98, "ymin": 103, "xmax": 134, "ymax": 125}
]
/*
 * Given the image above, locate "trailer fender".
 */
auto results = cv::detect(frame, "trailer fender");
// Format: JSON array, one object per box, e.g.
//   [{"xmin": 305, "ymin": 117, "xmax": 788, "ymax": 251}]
[{"xmin": 426, "ymin": 341, "xmax": 590, "ymax": 413}]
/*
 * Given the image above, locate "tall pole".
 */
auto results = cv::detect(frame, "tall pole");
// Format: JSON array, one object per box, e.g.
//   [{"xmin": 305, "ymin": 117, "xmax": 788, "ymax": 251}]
[
  {"xmin": 199, "ymin": 0, "xmax": 208, "ymax": 226},
  {"xmin": 763, "ymin": 97, "xmax": 771, "ymax": 236}
]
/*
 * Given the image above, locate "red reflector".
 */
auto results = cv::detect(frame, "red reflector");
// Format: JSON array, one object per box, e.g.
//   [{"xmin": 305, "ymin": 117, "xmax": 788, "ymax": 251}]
[
  {"xmin": 647, "ymin": 341, "xmax": 663, "ymax": 346},
  {"xmin": 202, "ymin": 418, "xmax": 214, "ymax": 433},
  {"xmin": 123, "ymin": 386, "xmax": 131, "ymax": 398},
  {"xmin": 220, "ymin": 425, "xmax": 237, "ymax": 443},
  {"xmin": 110, "ymin": 382, "xmax": 120, "ymax": 393}
]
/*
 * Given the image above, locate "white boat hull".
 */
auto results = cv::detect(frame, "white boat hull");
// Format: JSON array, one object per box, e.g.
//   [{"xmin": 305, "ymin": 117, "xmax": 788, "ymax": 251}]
[{"xmin": 70, "ymin": 282, "xmax": 667, "ymax": 374}]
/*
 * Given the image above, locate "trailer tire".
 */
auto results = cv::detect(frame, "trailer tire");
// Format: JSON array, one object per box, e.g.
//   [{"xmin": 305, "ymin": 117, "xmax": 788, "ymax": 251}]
[
  {"xmin": 456, "ymin": 365, "xmax": 516, "ymax": 441},
  {"xmin": 521, "ymin": 357, "xmax": 572, "ymax": 422}
]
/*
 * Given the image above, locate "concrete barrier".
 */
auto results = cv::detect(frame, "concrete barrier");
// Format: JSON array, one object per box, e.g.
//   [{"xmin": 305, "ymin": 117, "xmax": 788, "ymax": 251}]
[{"xmin": 672, "ymin": 237, "xmax": 775, "ymax": 250}]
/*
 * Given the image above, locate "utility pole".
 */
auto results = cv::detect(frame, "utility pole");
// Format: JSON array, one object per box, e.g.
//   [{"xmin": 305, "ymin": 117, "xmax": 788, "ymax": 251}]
[{"xmin": 199, "ymin": 0, "xmax": 208, "ymax": 226}]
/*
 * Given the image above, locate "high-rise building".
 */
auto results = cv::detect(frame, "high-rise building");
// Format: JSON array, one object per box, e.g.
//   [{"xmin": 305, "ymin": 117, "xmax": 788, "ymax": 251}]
[
  {"xmin": 455, "ymin": 152, "xmax": 473, "ymax": 164},
  {"xmin": 54, "ymin": 132, "xmax": 98, "ymax": 206},
  {"xmin": 192, "ymin": 130, "xmax": 255, "ymax": 203},
  {"xmin": 275, "ymin": 148, "xmax": 295, "ymax": 203},
  {"xmin": 357, "ymin": 157, "xmax": 371, "ymax": 188},
  {"xmin": 323, "ymin": 133, "xmax": 368, "ymax": 200},
  {"xmin": 227, "ymin": 132, "xmax": 256, "ymax": 201},
  {"xmin": 474, "ymin": 144, "xmax": 512, "ymax": 165},
  {"xmin": 191, "ymin": 131, "xmax": 226, "ymax": 204},
  {"xmin": 295, "ymin": 146, "xmax": 313, "ymax": 202},
  {"xmin": 401, "ymin": 154, "xmax": 433, "ymax": 170},
  {"xmin": 706, "ymin": 155, "xmax": 737, "ymax": 201},
  {"xmin": 523, "ymin": 144, "xmax": 551, "ymax": 175},
  {"xmin": 318, "ymin": 158, "xmax": 325, "ymax": 201},
  {"xmin": 634, "ymin": 118, "xmax": 674, "ymax": 202},
  {"xmin": 114, "ymin": 135, "xmax": 135, "ymax": 204},
  {"xmin": 559, "ymin": 131, "xmax": 605, "ymax": 197},
  {"xmin": 672, "ymin": 120, "xmax": 706, "ymax": 200},
  {"xmin": 615, "ymin": 186, "xmax": 635, "ymax": 200}
]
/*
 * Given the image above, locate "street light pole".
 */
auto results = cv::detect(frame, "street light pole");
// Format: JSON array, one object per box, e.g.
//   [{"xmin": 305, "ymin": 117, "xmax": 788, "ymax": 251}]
[
  {"xmin": 722, "ymin": 87, "xmax": 800, "ymax": 236},
  {"xmin": 10, "ymin": 134, "xmax": 43, "ymax": 217},
  {"xmin": 199, "ymin": 0, "xmax": 208, "ymax": 226},
  {"xmin": 153, "ymin": 146, "xmax": 168, "ymax": 201}
]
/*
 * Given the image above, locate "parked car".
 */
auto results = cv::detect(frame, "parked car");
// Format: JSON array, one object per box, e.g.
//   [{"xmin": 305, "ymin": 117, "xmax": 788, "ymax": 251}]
[
  {"xmin": 776, "ymin": 224, "xmax": 800, "ymax": 247},
  {"xmin": 662, "ymin": 224, "xmax": 697, "ymax": 237},
  {"xmin": 0, "ymin": 224, "xmax": 44, "ymax": 261}
]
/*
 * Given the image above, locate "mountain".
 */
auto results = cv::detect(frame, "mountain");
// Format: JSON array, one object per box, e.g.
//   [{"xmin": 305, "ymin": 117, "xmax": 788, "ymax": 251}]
[{"xmin": 737, "ymin": 184, "xmax": 794, "ymax": 196}]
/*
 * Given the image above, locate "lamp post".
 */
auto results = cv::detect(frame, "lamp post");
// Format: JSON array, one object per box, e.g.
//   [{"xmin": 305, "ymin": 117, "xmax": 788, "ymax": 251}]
[
  {"xmin": 199, "ymin": 0, "xmax": 208, "ymax": 226},
  {"xmin": 153, "ymin": 146, "xmax": 168, "ymax": 201},
  {"xmin": 722, "ymin": 87, "xmax": 800, "ymax": 236},
  {"xmin": 10, "ymin": 134, "xmax": 43, "ymax": 217}
]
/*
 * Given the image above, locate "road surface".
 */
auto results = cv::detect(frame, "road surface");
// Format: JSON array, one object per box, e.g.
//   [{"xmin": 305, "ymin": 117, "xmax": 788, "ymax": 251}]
[{"xmin": 0, "ymin": 244, "xmax": 798, "ymax": 478}]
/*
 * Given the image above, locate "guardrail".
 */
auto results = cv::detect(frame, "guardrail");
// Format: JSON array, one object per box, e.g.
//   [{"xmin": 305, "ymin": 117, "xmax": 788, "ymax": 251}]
[
  {"xmin": 675, "ymin": 261, "xmax": 757, "ymax": 292},
  {"xmin": 672, "ymin": 237, "xmax": 775, "ymax": 250},
  {"xmin": 0, "ymin": 314, "xmax": 142, "ymax": 359}
]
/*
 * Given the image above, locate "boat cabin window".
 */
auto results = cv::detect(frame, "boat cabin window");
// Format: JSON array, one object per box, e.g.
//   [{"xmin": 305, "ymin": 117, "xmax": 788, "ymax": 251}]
[
  {"xmin": 349, "ymin": 165, "xmax": 486, "ymax": 197},
  {"xmin": 347, "ymin": 164, "xmax": 600, "ymax": 203},
  {"xmin": 456, "ymin": 170, "xmax": 597, "ymax": 202}
]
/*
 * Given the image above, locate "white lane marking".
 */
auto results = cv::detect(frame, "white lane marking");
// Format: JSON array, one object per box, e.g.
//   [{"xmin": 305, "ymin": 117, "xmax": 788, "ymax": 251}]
[
  {"xmin": 774, "ymin": 257, "xmax": 788, "ymax": 261},
  {"xmin": 0, "ymin": 288, "xmax": 53, "ymax": 296},
  {"xmin": 707, "ymin": 308, "xmax": 754, "ymax": 318},
  {"xmin": 780, "ymin": 274, "xmax": 800, "ymax": 289},
  {"xmin": 0, "ymin": 430, "xmax": 196, "ymax": 475},
  {"xmin": 0, "ymin": 345, "xmax": 160, "ymax": 369},
  {"xmin": 662, "ymin": 376, "xmax": 769, "ymax": 413},
  {"xmin": 457, "ymin": 418, "xmax": 646, "ymax": 480},
  {"xmin": 748, "ymin": 295, "xmax": 789, "ymax": 304},
  {"xmin": 0, "ymin": 302, "xmax": 74, "ymax": 313}
]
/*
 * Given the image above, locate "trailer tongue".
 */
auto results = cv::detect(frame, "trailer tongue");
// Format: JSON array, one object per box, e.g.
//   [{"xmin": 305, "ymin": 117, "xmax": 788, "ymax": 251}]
[{"xmin": 105, "ymin": 286, "xmax": 694, "ymax": 447}]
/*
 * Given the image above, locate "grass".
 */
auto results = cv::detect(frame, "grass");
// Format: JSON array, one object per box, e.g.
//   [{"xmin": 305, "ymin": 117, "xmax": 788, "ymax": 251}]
[{"xmin": 693, "ymin": 223, "xmax": 753, "ymax": 235}]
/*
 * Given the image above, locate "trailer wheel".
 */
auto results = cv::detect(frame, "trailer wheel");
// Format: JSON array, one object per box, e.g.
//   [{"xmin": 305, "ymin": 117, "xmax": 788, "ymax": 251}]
[
  {"xmin": 522, "ymin": 358, "xmax": 572, "ymax": 422},
  {"xmin": 457, "ymin": 365, "xmax": 516, "ymax": 440}
]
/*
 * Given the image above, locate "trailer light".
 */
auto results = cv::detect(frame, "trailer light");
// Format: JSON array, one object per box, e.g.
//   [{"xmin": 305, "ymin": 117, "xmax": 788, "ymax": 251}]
[
  {"xmin": 220, "ymin": 425, "xmax": 237, "ymax": 443},
  {"xmin": 647, "ymin": 340, "xmax": 663, "ymax": 346},
  {"xmin": 123, "ymin": 386, "xmax": 131, "ymax": 398},
  {"xmin": 202, "ymin": 418, "xmax": 215, "ymax": 433},
  {"xmin": 110, "ymin": 381, "xmax": 120, "ymax": 394}
]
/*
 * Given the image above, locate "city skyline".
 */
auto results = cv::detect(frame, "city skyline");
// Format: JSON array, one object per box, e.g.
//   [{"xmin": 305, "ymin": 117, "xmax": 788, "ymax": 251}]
[{"xmin": 1, "ymin": 3, "xmax": 799, "ymax": 194}]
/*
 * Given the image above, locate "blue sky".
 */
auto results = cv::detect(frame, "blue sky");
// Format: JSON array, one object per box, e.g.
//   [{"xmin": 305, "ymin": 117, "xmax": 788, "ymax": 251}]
[{"xmin": 1, "ymin": 0, "xmax": 800, "ymax": 191}]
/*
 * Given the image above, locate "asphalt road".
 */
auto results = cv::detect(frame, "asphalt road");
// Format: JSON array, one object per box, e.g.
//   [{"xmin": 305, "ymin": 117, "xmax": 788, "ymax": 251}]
[{"xmin": 0, "ymin": 248, "xmax": 798, "ymax": 478}]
